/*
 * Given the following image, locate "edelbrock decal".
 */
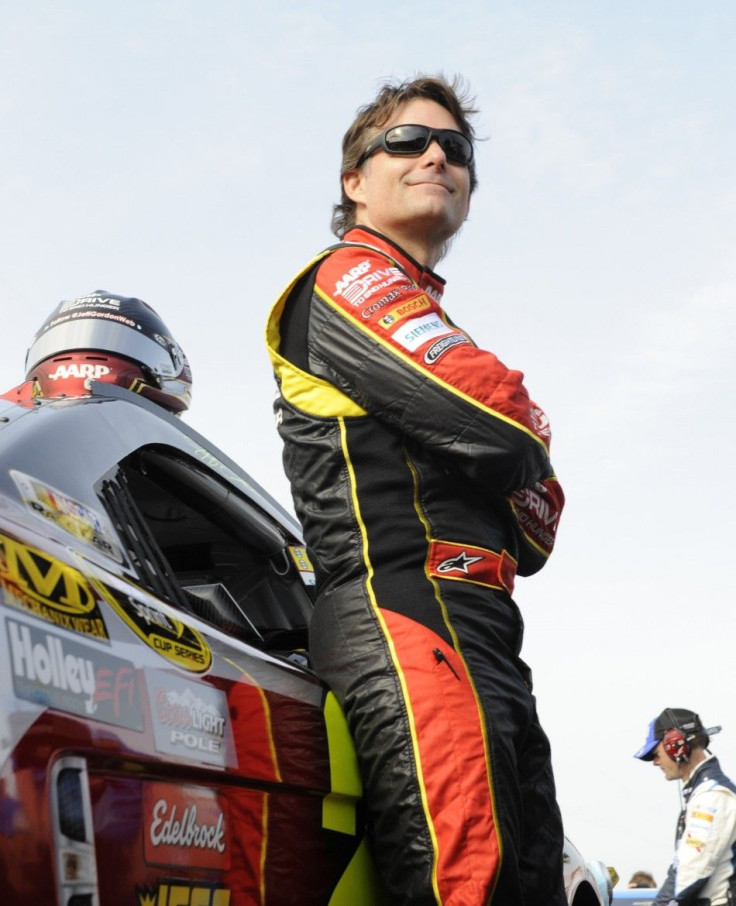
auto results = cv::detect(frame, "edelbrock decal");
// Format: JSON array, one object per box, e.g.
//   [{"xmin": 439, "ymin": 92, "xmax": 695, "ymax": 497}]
[{"xmin": 144, "ymin": 781, "xmax": 230, "ymax": 870}]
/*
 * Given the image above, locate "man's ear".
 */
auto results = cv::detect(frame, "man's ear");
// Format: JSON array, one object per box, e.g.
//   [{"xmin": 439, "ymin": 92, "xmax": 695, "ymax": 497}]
[{"xmin": 343, "ymin": 168, "xmax": 365, "ymax": 205}]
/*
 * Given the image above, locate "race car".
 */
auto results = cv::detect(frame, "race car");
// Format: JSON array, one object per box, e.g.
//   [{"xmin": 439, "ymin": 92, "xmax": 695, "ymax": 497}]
[{"xmin": 0, "ymin": 382, "xmax": 611, "ymax": 905}]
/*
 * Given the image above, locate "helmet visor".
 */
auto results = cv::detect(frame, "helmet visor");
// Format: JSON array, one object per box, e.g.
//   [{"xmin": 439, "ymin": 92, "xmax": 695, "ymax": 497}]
[{"xmin": 26, "ymin": 316, "xmax": 184, "ymax": 381}]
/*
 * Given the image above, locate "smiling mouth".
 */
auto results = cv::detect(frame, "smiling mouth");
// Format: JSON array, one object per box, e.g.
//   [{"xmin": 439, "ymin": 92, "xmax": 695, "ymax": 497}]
[{"xmin": 409, "ymin": 180, "xmax": 453, "ymax": 192}]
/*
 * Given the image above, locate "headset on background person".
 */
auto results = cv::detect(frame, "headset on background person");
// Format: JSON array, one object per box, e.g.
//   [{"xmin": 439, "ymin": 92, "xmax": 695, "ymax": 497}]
[{"xmin": 661, "ymin": 708, "xmax": 722, "ymax": 764}]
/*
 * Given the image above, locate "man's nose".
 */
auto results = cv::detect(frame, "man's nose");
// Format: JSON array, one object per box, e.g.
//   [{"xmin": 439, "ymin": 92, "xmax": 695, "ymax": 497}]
[{"xmin": 422, "ymin": 137, "xmax": 447, "ymax": 164}]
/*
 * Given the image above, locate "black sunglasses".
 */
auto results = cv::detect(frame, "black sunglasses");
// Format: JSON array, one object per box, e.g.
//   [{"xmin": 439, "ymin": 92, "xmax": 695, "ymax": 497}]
[{"xmin": 356, "ymin": 124, "xmax": 474, "ymax": 168}]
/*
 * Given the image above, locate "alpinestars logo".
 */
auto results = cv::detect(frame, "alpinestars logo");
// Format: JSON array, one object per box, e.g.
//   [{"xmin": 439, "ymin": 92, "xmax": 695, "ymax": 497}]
[{"xmin": 436, "ymin": 551, "xmax": 484, "ymax": 574}]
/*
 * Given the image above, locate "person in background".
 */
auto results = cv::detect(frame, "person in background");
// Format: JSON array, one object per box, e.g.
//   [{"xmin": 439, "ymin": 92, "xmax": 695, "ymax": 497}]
[
  {"xmin": 634, "ymin": 707, "xmax": 736, "ymax": 905},
  {"xmin": 266, "ymin": 74, "xmax": 566, "ymax": 904},
  {"xmin": 628, "ymin": 871, "xmax": 657, "ymax": 889}
]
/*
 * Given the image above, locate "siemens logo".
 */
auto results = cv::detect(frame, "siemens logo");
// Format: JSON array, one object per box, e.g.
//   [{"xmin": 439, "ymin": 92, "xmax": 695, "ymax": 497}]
[{"xmin": 392, "ymin": 315, "xmax": 454, "ymax": 353}]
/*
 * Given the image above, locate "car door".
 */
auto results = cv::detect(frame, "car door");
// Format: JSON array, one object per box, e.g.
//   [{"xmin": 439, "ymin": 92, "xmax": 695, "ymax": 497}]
[{"xmin": 0, "ymin": 390, "xmax": 384, "ymax": 906}]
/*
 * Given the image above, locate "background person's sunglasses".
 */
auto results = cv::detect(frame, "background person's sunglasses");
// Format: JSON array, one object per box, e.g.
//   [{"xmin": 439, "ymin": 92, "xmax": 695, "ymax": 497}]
[{"xmin": 356, "ymin": 124, "xmax": 474, "ymax": 168}]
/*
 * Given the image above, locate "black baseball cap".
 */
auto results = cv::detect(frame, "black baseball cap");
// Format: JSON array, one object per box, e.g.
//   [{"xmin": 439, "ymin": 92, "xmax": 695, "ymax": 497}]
[{"xmin": 634, "ymin": 708, "xmax": 707, "ymax": 761}]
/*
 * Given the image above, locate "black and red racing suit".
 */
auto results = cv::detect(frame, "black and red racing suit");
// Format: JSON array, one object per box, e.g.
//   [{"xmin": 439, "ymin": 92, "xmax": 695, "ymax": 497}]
[{"xmin": 266, "ymin": 226, "xmax": 567, "ymax": 906}]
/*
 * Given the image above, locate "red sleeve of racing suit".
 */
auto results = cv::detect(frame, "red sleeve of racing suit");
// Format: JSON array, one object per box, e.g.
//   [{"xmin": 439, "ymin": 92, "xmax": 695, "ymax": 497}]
[{"xmin": 309, "ymin": 244, "xmax": 564, "ymax": 570}]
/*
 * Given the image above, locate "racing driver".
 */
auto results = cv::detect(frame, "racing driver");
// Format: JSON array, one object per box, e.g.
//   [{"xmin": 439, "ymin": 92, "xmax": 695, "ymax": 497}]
[{"xmin": 266, "ymin": 75, "xmax": 566, "ymax": 905}]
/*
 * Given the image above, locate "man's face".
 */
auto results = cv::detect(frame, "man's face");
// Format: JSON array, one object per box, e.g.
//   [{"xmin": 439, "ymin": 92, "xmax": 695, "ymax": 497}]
[
  {"xmin": 344, "ymin": 98, "xmax": 472, "ymax": 257},
  {"xmin": 652, "ymin": 740, "xmax": 684, "ymax": 780}
]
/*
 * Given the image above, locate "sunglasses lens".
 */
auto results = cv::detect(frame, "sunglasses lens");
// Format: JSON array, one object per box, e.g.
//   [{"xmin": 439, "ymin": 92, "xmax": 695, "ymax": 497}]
[
  {"xmin": 385, "ymin": 125, "xmax": 431, "ymax": 155},
  {"xmin": 439, "ymin": 133, "xmax": 473, "ymax": 165}
]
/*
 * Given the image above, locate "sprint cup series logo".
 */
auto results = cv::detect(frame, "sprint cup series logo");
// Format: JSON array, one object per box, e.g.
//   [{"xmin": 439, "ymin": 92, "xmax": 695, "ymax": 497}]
[{"xmin": 100, "ymin": 587, "xmax": 211, "ymax": 673}]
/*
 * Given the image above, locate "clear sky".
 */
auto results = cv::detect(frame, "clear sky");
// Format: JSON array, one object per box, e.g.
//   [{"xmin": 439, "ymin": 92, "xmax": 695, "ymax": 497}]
[{"xmin": 2, "ymin": 0, "xmax": 735, "ymax": 890}]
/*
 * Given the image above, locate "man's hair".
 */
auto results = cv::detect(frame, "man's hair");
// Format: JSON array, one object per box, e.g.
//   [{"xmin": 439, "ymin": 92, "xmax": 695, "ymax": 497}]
[
  {"xmin": 628, "ymin": 871, "xmax": 656, "ymax": 889},
  {"xmin": 331, "ymin": 74, "xmax": 479, "ymax": 239}
]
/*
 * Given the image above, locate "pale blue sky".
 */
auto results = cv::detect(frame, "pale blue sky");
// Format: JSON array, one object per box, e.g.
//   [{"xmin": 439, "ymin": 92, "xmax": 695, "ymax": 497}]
[{"xmin": 2, "ymin": 0, "xmax": 735, "ymax": 887}]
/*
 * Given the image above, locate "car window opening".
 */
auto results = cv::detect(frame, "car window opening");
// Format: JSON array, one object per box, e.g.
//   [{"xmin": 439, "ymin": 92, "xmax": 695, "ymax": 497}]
[{"xmin": 98, "ymin": 447, "xmax": 312, "ymax": 655}]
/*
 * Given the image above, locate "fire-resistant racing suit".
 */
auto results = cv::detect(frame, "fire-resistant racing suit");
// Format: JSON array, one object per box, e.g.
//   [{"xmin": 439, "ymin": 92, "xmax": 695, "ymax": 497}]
[
  {"xmin": 265, "ymin": 227, "xmax": 567, "ymax": 906},
  {"xmin": 655, "ymin": 755, "xmax": 736, "ymax": 906}
]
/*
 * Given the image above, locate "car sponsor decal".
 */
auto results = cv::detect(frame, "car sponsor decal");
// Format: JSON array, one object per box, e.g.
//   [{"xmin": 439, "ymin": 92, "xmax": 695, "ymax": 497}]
[
  {"xmin": 377, "ymin": 294, "xmax": 433, "ymax": 329},
  {"xmin": 391, "ymin": 314, "xmax": 454, "ymax": 352},
  {"xmin": 6, "ymin": 617, "xmax": 143, "ymax": 729},
  {"xmin": 143, "ymin": 782, "xmax": 230, "ymax": 870},
  {"xmin": 10, "ymin": 470, "xmax": 123, "ymax": 561},
  {"xmin": 147, "ymin": 669, "xmax": 234, "ymax": 768},
  {"xmin": 0, "ymin": 533, "xmax": 109, "ymax": 641},
  {"xmin": 99, "ymin": 588, "xmax": 211, "ymax": 673},
  {"xmin": 423, "ymin": 333, "xmax": 471, "ymax": 364},
  {"xmin": 288, "ymin": 545, "xmax": 315, "ymax": 586},
  {"xmin": 136, "ymin": 880, "xmax": 231, "ymax": 906}
]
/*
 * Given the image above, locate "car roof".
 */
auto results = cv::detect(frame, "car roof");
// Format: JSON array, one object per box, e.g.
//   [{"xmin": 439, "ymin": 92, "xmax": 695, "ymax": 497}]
[{"xmin": 0, "ymin": 381, "xmax": 301, "ymax": 543}]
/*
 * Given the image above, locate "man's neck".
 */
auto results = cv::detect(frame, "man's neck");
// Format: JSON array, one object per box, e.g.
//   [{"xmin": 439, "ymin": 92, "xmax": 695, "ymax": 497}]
[
  {"xmin": 352, "ymin": 217, "xmax": 449, "ymax": 270},
  {"xmin": 681, "ymin": 749, "xmax": 708, "ymax": 783},
  {"xmin": 347, "ymin": 226, "xmax": 443, "ymax": 279}
]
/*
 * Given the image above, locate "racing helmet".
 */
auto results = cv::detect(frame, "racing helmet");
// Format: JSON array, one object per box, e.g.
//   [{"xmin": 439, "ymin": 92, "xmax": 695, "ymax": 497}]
[{"xmin": 24, "ymin": 291, "xmax": 192, "ymax": 413}]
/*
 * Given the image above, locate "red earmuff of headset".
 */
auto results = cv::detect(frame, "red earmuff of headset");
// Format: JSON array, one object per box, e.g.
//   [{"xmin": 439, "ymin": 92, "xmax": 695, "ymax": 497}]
[{"xmin": 662, "ymin": 727, "xmax": 691, "ymax": 763}]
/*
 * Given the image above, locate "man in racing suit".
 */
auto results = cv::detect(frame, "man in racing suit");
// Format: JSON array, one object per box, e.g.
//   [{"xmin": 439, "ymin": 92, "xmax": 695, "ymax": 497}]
[
  {"xmin": 635, "ymin": 708, "xmax": 736, "ymax": 905},
  {"xmin": 266, "ymin": 76, "xmax": 566, "ymax": 905}
]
